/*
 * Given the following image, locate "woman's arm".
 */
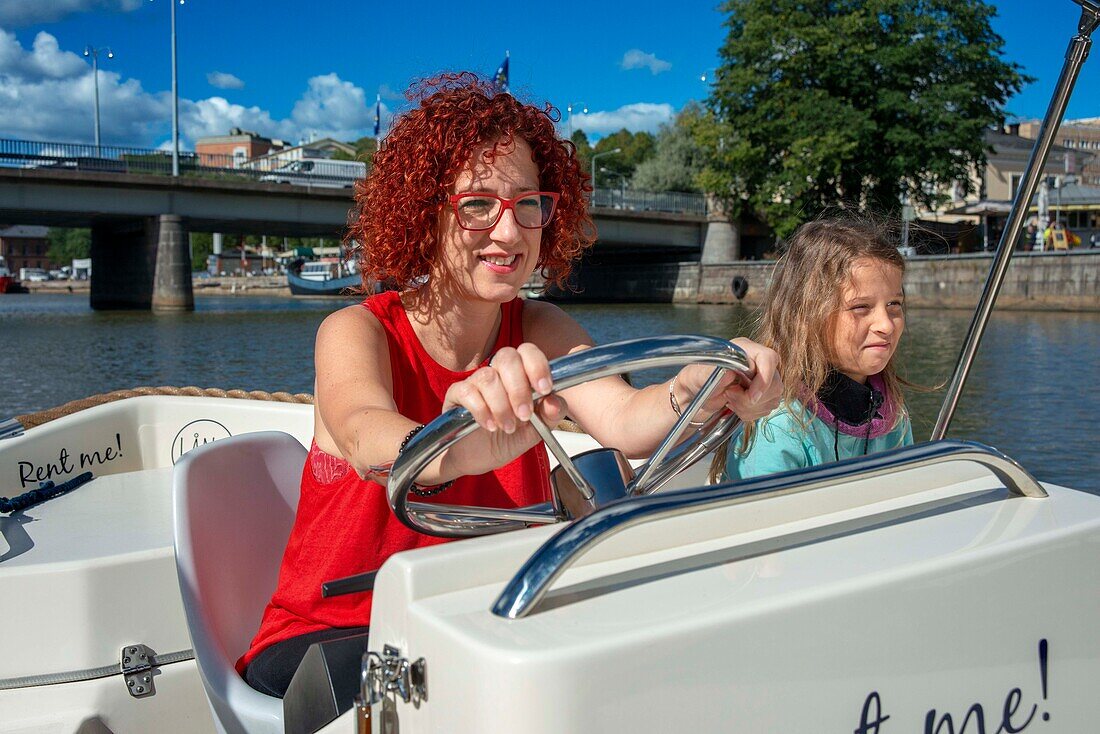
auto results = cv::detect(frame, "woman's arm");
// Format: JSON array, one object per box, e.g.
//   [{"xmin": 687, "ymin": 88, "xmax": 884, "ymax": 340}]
[
  {"xmin": 313, "ymin": 305, "xmax": 422, "ymax": 481},
  {"xmin": 313, "ymin": 305, "xmax": 566, "ymax": 484},
  {"xmin": 523, "ymin": 301, "xmax": 782, "ymax": 459}
]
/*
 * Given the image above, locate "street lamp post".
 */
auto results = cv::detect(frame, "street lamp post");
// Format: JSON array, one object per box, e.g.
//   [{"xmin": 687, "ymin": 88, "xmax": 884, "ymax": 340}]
[
  {"xmin": 170, "ymin": 0, "xmax": 180, "ymax": 176},
  {"xmin": 566, "ymin": 102, "xmax": 587, "ymax": 140},
  {"xmin": 150, "ymin": 0, "xmax": 183, "ymax": 176},
  {"xmin": 600, "ymin": 166, "xmax": 627, "ymax": 207},
  {"xmin": 590, "ymin": 148, "xmax": 621, "ymax": 201},
  {"xmin": 83, "ymin": 46, "xmax": 114, "ymax": 153}
]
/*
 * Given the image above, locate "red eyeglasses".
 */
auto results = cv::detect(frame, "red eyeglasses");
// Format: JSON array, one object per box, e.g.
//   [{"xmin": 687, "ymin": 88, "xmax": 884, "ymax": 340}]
[{"xmin": 448, "ymin": 191, "xmax": 560, "ymax": 231}]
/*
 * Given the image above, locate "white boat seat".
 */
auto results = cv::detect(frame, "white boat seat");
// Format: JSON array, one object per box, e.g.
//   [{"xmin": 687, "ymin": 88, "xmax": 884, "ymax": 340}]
[{"xmin": 173, "ymin": 431, "xmax": 307, "ymax": 734}]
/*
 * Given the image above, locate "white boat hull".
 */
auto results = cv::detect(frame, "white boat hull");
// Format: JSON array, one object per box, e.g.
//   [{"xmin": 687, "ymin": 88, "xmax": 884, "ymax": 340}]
[{"xmin": 347, "ymin": 470, "xmax": 1100, "ymax": 732}]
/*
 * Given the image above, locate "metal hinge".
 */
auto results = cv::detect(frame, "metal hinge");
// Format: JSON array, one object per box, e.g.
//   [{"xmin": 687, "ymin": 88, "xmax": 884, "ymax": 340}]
[{"xmin": 120, "ymin": 644, "xmax": 156, "ymax": 698}]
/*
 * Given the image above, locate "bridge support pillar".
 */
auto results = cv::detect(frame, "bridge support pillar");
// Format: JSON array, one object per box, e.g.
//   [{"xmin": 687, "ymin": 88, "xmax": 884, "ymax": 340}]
[
  {"xmin": 90, "ymin": 217, "xmax": 158, "ymax": 310},
  {"xmin": 702, "ymin": 218, "xmax": 740, "ymax": 263},
  {"xmin": 152, "ymin": 214, "xmax": 194, "ymax": 312}
]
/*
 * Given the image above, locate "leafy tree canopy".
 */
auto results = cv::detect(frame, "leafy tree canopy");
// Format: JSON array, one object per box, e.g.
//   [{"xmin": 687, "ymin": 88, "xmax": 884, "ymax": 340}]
[
  {"xmin": 570, "ymin": 129, "xmax": 594, "ymax": 185},
  {"xmin": 633, "ymin": 102, "xmax": 707, "ymax": 193},
  {"xmin": 46, "ymin": 228, "xmax": 90, "ymax": 263},
  {"xmin": 592, "ymin": 129, "xmax": 655, "ymax": 186},
  {"xmin": 334, "ymin": 136, "xmax": 378, "ymax": 163},
  {"xmin": 699, "ymin": 0, "xmax": 1029, "ymax": 236}
]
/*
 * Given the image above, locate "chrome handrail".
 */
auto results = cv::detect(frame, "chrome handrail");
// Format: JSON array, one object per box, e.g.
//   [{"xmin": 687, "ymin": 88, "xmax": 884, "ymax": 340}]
[
  {"xmin": 491, "ymin": 439, "xmax": 1046, "ymax": 619},
  {"xmin": 388, "ymin": 334, "xmax": 753, "ymax": 537},
  {"xmin": 933, "ymin": 1, "xmax": 1099, "ymax": 438}
]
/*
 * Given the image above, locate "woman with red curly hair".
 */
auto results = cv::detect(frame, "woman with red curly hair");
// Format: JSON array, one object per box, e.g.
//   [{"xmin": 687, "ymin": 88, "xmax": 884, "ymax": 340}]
[{"xmin": 238, "ymin": 73, "xmax": 782, "ymax": 697}]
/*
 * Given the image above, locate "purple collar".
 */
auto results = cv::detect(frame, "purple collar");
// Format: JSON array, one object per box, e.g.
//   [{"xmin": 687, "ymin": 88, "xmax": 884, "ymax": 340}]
[{"xmin": 808, "ymin": 373, "xmax": 898, "ymax": 439}]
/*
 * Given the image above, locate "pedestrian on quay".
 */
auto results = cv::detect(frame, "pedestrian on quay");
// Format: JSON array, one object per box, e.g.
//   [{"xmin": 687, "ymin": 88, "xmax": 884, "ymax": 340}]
[{"xmin": 237, "ymin": 72, "xmax": 784, "ymax": 698}]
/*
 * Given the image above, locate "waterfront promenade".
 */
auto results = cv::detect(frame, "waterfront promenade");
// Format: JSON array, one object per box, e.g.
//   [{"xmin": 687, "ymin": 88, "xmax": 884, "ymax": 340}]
[
  {"xmin": 14, "ymin": 248, "xmax": 1100, "ymax": 311},
  {"xmin": 551, "ymin": 249, "xmax": 1100, "ymax": 311}
]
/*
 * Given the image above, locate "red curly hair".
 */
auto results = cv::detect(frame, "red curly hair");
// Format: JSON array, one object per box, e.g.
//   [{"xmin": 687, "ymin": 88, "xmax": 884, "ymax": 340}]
[{"xmin": 348, "ymin": 72, "xmax": 595, "ymax": 290}]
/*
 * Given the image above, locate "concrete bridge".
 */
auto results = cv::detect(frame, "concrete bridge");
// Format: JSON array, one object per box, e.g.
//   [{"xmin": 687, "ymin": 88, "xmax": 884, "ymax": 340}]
[{"xmin": 0, "ymin": 167, "xmax": 737, "ymax": 311}]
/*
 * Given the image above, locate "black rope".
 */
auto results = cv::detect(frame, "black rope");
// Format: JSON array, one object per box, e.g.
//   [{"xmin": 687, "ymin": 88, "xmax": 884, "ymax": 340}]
[{"xmin": 1, "ymin": 472, "xmax": 94, "ymax": 514}]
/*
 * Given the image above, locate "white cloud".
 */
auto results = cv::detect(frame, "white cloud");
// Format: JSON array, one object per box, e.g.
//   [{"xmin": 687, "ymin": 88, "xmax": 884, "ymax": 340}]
[
  {"xmin": 377, "ymin": 83, "xmax": 404, "ymax": 101},
  {"xmin": 620, "ymin": 49, "xmax": 671, "ymax": 75},
  {"xmin": 290, "ymin": 73, "xmax": 374, "ymax": 142},
  {"xmin": 0, "ymin": 30, "xmax": 390, "ymax": 148},
  {"xmin": 180, "ymin": 97, "xmax": 295, "ymax": 142},
  {"xmin": 0, "ymin": 0, "xmax": 143, "ymax": 27},
  {"xmin": 573, "ymin": 103, "xmax": 675, "ymax": 136},
  {"xmin": 206, "ymin": 71, "xmax": 245, "ymax": 90},
  {"xmin": 0, "ymin": 29, "xmax": 166, "ymax": 143}
]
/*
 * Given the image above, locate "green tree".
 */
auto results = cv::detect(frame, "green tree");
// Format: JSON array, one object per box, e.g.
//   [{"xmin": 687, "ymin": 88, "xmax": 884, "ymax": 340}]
[
  {"xmin": 190, "ymin": 232, "xmax": 214, "ymax": 271},
  {"xmin": 699, "ymin": 0, "xmax": 1029, "ymax": 236},
  {"xmin": 592, "ymin": 129, "xmax": 655, "ymax": 186},
  {"xmin": 334, "ymin": 137, "xmax": 378, "ymax": 164},
  {"xmin": 46, "ymin": 228, "xmax": 91, "ymax": 263},
  {"xmin": 632, "ymin": 103, "xmax": 706, "ymax": 193},
  {"xmin": 570, "ymin": 130, "xmax": 594, "ymax": 185}
]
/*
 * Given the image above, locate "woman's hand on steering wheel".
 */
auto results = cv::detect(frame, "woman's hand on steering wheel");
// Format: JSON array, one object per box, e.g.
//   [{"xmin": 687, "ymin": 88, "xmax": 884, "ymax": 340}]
[
  {"xmin": 673, "ymin": 338, "xmax": 782, "ymax": 423},
  {"xmin": 441, "ymin": 343, "xmax": 568, "ymax": 476}
]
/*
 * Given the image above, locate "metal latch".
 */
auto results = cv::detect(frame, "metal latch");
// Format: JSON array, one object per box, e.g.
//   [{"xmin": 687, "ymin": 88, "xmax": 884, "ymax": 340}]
[
  {"xmin": 357, "ymin": 644, "xmax": 427, "ymax": 713},
  {"xmin": 120, "ymin": 644, "xmax": 156, "ymax": 698}
]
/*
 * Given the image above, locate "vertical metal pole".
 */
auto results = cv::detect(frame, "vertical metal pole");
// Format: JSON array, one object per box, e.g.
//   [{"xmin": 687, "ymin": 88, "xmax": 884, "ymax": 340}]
[
  {"xmin": 92, "ymin": 53, "xmax": 101, "ymax": 153},
  {"xmin": 932, "ymin": 4, "xmax": 1099, "ymax": 440},
  {"xmin": 170, "ymin": 0, "xmax": 180, "ymax": 177}
]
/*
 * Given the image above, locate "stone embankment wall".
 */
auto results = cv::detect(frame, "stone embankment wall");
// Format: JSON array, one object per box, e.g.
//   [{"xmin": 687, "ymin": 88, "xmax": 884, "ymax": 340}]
[{"xmin": 553, "ymin": 251, "xmax": 1100, "ymax": 311}]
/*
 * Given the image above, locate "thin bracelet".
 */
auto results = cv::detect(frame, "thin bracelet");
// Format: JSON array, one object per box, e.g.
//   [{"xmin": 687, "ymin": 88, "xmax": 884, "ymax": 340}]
[
  {"xmin": 668, "ymin": 376, "xmax": 708, "ymax": 427},
  {"xmin": 398, "ymin": 424, "xmax": 455, "ymax": 497}
]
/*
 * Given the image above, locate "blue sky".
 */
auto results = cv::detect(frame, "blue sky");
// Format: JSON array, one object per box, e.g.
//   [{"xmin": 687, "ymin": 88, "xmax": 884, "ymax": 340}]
[{"xmin": 0, "ymin": 1, "xmax": 1096, "ymax": 149}]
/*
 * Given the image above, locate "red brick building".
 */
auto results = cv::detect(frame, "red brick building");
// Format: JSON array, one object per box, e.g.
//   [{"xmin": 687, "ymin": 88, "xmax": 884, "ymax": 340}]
[
  {"xmin": 195, "ymin": 128, "xmax": 288, "ymax": 168},
  {"xmin": 0, "ymin": 225, "xmax": 54, "ymax": 274}
]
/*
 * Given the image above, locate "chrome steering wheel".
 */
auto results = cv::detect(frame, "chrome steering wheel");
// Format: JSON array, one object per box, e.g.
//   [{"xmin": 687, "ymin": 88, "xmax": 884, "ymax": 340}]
[{"xmin": 387, "ymin": 335, "xmax": 755, "ymax": 538}]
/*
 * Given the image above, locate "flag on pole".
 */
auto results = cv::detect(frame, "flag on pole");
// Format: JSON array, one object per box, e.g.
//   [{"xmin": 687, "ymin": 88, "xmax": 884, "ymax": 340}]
[
  {"xmin": 493, "ymin": 52, "xmax": 509, "ymax": 93},
  {"xmin": 373, "ymin": 94, "xmax": 382, "ymax": 137}
]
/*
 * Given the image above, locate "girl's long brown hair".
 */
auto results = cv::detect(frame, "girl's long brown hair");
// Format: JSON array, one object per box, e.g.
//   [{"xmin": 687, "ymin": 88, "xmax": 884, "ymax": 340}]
[{"xmin": 708, "ymin": 216, "xmax": 908, "ymax": 483}]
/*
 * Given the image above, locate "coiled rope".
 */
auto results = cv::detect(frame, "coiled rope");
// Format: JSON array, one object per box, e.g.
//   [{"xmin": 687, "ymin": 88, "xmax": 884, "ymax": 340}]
[{"xmin": 9, "ymin": 386, "xmax": 314, "ymax": 433}]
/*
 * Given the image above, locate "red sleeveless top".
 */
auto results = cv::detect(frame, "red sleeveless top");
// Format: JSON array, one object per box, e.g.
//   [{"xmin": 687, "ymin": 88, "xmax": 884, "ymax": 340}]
[{"xmin": 238, "ymin": 291, "xmax": 551, "ymax": 671}]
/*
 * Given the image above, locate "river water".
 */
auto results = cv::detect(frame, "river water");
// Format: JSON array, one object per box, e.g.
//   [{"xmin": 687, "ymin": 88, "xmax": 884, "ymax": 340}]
[{"xmin": 2, "ymin": 294, "xmax": 1097, "ymax": 491}]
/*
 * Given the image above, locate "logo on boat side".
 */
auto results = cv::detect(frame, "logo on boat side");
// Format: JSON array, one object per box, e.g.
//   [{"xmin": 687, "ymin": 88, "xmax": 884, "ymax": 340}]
[
  {"xmin": 171, "ymin": 420, "xmax": 232, "ymax": 464},
  {"xmin": 855, "ymin": 639, "xmax": 1052, "ymax": 734}
]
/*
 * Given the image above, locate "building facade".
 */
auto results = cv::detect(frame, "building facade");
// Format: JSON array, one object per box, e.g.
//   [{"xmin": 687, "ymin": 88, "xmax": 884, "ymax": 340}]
[
  {"xmin": 195, "ymin": 128, "xmax": 289, "ymax": 168},
  {"xmin": 1017, "ymin": 117, "xmax": 1100, "ymax": 187},
  {"xmin": 244, "ymin": 138, "xmax": 357, "ymax": 171},
  {"xmin": 0, "ymin": 225, "xmax": 54, "ymax": 274},
  {"xmin": 912, "ymin": 128, "xmax": 1092, "ymax": 252}
]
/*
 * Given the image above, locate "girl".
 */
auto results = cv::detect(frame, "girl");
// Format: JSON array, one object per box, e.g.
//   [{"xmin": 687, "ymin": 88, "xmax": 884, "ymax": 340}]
[{"xmin": 714, "ymin": 217, "xmax": 913, "ymax": 483}]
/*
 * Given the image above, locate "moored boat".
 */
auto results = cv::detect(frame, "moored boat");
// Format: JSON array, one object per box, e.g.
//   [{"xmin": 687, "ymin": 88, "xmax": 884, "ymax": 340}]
[
  {"xmin": 286, "ymin": 269, "xmax": 361, "ymax": 296},
  {"xmin": 0, "ymin": 256, "xmax": 14, "ymax": 294}
]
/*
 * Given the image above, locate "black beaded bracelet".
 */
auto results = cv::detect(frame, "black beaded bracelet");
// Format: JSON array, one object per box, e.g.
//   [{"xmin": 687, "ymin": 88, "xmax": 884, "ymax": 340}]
[{"xmin": 399, "ymin": 424, "xmax": 455, "ymax": 497}]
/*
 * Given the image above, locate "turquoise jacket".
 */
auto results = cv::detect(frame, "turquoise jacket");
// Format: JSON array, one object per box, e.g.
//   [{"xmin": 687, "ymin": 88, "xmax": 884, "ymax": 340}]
[{"xmin": 721, "ymin": 400, "xmax": 913, "ymax": 482}]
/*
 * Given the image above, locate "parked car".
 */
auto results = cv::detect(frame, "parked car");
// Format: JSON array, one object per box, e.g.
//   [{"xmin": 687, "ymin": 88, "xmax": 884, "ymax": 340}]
[
  {"xmin": 259, "ymin": 158, "xmax": 366, "ymax": 188},
  {"xmin": 19, "ymin": 267, "xmax": 49, "ymax": 282}
]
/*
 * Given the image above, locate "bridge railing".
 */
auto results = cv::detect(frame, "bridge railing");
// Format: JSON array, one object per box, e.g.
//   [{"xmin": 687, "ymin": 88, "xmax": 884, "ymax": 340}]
[
  {"xmin": 591, "ymin": 188, "xmax": 708, "ymax": 216},
  {"xmin": 0, "ymin": 137, "xmax": 710, "ymax": 215},
  {"xmin": 0, "ymin": 137, "xmax": 362, "ymax": 189}
]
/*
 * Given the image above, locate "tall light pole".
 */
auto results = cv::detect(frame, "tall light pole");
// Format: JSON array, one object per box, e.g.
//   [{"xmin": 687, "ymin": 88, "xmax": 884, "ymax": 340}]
[
  {"xmin": 83, "ymin": 46, "xmax": 114, "ymax": 153},
  {"xmin": 170, "ymin": 0, "xmax": 180, "ymax": 176},
  {"xmin": 590, "ymin": 147, "xmax": 621, "ymax": 198},
  {"xmin": 566, "ymin": 102, "xmax": 587, "ymax": 140},
  {"xmin": 150, "ymin": 0, "xmax": 184, "ymax": 175}
]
